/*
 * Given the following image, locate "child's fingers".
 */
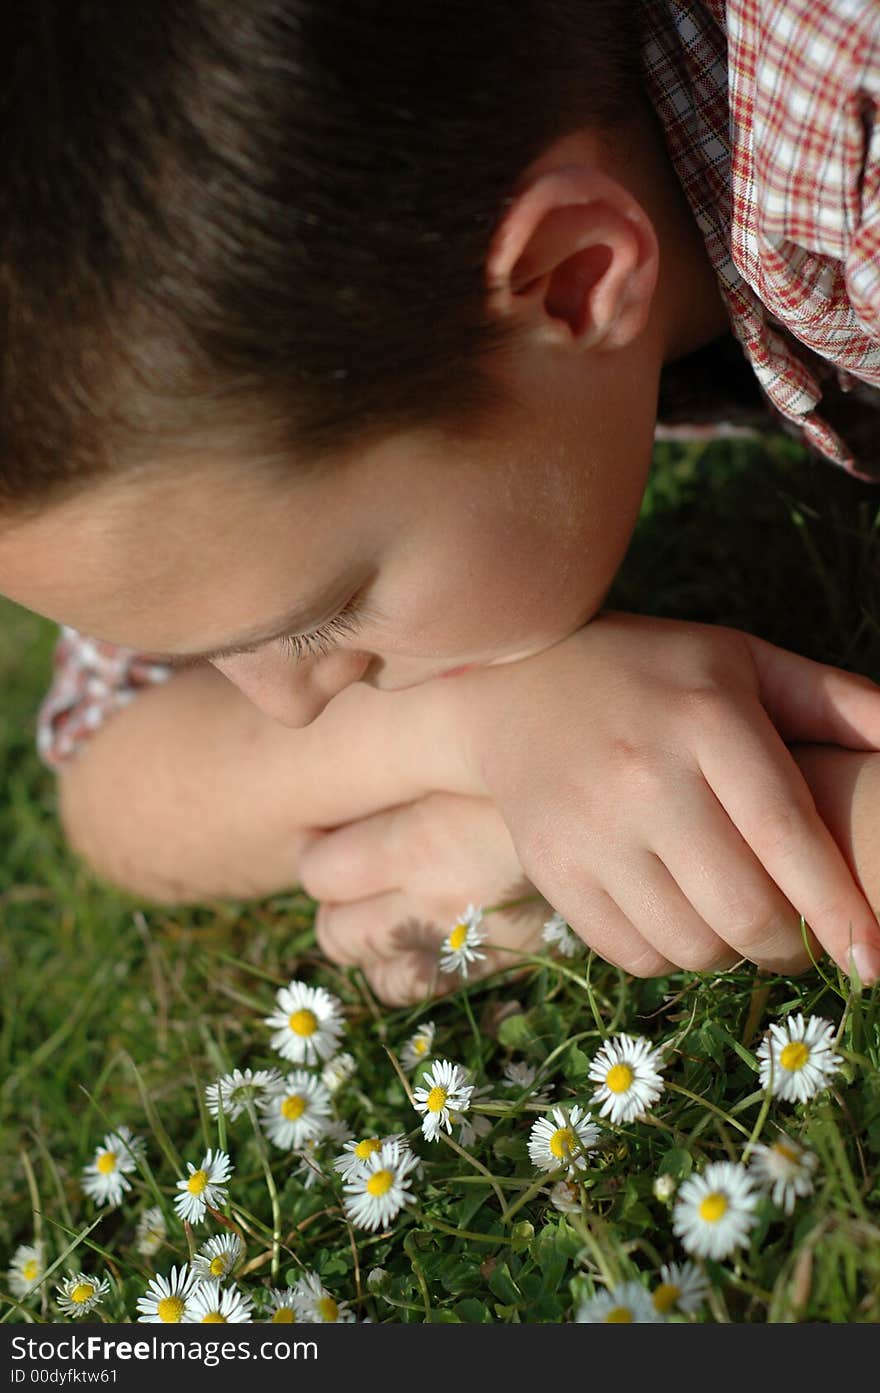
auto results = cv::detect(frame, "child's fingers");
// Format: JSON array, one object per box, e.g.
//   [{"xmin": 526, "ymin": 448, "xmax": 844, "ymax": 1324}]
[
  {"xmin": 299, "ymin": 792, "xmax": 523, "ymax": 905},
  {"xmin": 652, "ymin": 776, "xmax": 815, "ymax": 973},
  {"xmin": 696, "ymin": 698, "xmax": 880, "ymax": 982},
  {"xmin": 314, "ymin": 889, "xmax": 545, "ymax": 1007},
  {"xmin": 605, "ymin": 845, "xmax": 755, "ymax": 973},
  {"xmin": 744, "ymin": 631, "xmax": 880, "ymax": 750},
  {"xmin": 299, "ymin": 812, "xmax": 405, "ymax": 903},
  {"xmin": 539, "ymin": 884, "xmax": 676, "ymax": 978}
]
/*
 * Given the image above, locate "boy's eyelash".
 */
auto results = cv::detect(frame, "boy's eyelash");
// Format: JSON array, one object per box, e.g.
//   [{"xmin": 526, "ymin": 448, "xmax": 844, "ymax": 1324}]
[{"xmin": 275, "ymin": 603, "xmax": 364, "ymax": 661}]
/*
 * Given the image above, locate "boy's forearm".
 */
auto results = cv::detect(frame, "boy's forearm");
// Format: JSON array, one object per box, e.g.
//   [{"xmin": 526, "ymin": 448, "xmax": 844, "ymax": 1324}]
[{"xmin": 57, "ymin": 663, "xmax": 474, "ymax": 904}]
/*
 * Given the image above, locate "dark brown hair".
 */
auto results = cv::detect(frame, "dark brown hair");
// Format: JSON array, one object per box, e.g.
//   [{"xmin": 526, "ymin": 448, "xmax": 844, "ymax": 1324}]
[{"xmin": 1, "ymin": 2, "xmax": 642, "ymax": 509}]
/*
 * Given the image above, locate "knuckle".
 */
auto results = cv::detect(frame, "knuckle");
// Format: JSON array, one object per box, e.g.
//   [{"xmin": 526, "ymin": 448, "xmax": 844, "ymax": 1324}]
[
  {"xmin": 750, "ymin": 802, "xmax": 807, "ymax": 858},
  {"xmin": 678, "ymin": 683, "xmax": 729, "ymax": 728},
  {"xmin": 605, "ymin": 740, "xmax": 666, "ymax": 798},
  {"xmin": 620, "ymin": 944, "xmax": 676, "ymax": 978},
  {"xmin": 404, "ymin": 797, "xmax": 453, "ymax": 870},
  {"xmin": 726, "ymin": 903, "xmax": 794, "ymax": 953}
]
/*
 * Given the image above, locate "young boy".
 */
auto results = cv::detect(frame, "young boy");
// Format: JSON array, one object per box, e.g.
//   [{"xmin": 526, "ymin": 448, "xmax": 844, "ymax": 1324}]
[{"xmin": 4, "ymin": 1, "xmax": 880, "ymax": 1005}]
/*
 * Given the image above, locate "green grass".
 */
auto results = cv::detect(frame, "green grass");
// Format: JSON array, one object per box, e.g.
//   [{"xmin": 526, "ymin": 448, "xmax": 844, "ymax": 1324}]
[{"xmin": 1, "ymin": 431, "xmax": 879, "ymax": 1324}]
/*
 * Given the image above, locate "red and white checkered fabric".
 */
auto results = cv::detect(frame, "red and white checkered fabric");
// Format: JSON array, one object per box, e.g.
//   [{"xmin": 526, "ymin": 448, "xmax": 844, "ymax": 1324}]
[
  {"xmin": 642, "ymin": 0, "xmax": 880, "ymax": 472},
  {"xmin": 36, "ymin": 0, "xmax": 880, "ymax": 769}
]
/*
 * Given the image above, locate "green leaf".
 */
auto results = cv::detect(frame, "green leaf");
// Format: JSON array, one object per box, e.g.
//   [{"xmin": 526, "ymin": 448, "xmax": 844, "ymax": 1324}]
[
  {"xmin": 657, "ymin": 1146, "xmax": 693, "ymax": 1180},
  {"xmin": 497, "ymin": 1013, "xmax": 535, "ymax": 1050},
  {"xmin": 488, "ymin": 1261, "xmax": 523, "ymax": 1305}
]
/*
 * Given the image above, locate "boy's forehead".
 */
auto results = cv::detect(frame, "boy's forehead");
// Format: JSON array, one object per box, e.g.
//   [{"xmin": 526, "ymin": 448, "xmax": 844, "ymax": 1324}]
[{"xmin": 0, "ymin": 455, "xmax": 357, "ymax": 638}]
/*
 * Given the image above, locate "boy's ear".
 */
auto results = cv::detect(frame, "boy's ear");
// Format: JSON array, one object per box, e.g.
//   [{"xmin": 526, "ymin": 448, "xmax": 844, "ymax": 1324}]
[{"xmin": 485, "ymin": 164, "xmax": 660, "ymax": 353}]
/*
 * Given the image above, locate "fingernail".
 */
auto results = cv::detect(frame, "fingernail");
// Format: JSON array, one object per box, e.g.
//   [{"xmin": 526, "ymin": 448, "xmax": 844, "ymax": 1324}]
[{"xmin": 849, "ymin": 941, "xmax": 880, "ymax": 987}]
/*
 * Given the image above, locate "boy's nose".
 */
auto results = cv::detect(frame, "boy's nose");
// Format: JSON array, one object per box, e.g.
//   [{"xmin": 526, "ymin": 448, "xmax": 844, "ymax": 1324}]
[{"xmin": 211, "ymin": 649, "xmax": 372, "ymax": 727}]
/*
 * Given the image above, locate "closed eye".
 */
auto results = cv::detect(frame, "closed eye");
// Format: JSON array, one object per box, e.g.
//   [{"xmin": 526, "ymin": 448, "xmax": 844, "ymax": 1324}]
[{"xmin": 275, "ymin": 601, "xmax": 366, "ymax": 661}]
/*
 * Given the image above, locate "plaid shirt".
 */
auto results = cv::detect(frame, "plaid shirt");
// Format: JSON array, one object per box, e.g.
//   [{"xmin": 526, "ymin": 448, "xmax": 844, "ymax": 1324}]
[{"xmin": 37, "ymin": 0, "xmax": 880, "ymax": 769}]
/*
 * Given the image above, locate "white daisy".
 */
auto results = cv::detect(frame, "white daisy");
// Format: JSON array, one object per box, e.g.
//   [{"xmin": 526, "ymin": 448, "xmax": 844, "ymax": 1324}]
[
  {"xmin": 527, "ymin": 1105, "xmax": 600, "ymax": 1176},
  {"xmin": 192, "ymin": 1233, "xmax": 245, "ymax": 1283},
  {"xmin": 652, "ymin": 1261, "xmax": 709, "ymax": 1316},
  {"xmin": 185, "ymin": 1281, "xmax": 254, "ymax": 1323},
  {"xmin": 205, "ymin": 1068, "xmax": 282, "ymax": 1120},
  {"xmin": 401, "ymin": 1021, "xmax": 436, "ymax": 1070},
  {"xmin": 264, "ymin": 980, "xmax": 346, "ymax": 1066},
  {"xmin": 174, "ymin": 1149, "xmax": 234, "ymax": 1225},
  {"xmin": 332, "ymin": 1134, "xmax": 408, "ymax": 1182},
  {"xmin": 588, "ymin": 1034, "xmax": 666, "ymax": 1124},
  {"xmin": 320, "ymin": 1052, "xmax": 357, "ymax": 1094},
  {"xmin": 342, "ymin": 1139, "xmax": 419, "ymax": 1232},
  {"xmin": 453, "ymin": 1108, "xmax": 493, "ymax": 1150},
  {"xmin": 291, "ymin": 1136, "xmax": 328, "ymax": 1190},
  {"xmin": 451, "ymin": 1082, "xmax": 494, "ymax": 1148},
  {"xmin": 55, "ymin": 1272, "xmax": 111, "ymax": 1318},
  {"xmin": 293, "ymin": 1271, "xmax": 356, "ymax": 1323},
  {"xmin": 291, "ymin": 1122, "xmax": 353, "ymax": 1190},
  {"xmin": 438, "ymin": 905, "xmax": 487, "ymax": 979},
  {"xmin": 749, "ymin": 1134, "xmax": 819, "ymax": 1214},
  {"xmin": 412, "ymin": 1059, "xmax": 474, "ymax": 1141},
  {"xmin": 576, "ymin": 1280, "xmax": 664, "ymax": 1323},
  {"xmin": 502, "ymin": 1059, "xmax": 554, "ymax": 1105},
  {"xmin": 81, "ymin": 1127, "xmax": 144, "ymax": 1208},
  {"xmin": 263, "ymin": 1287, "xmax": 300, "ymax": 1323},
  {"xmin": 549, "ymin": 1179, "xmax": 583, "ymax": 1213},
  {"xmin": 8, "ymin": 1243, "xmax": 44, "ymax": 1300},
  {"xmin": 136, "ymin": 1265, "xmax": 202, "ymax": 1323},
  {"xmin": 258, "ymin": 1070, "xmax": 333, "ymax": 1151},
  {"xmin": 672, "ymin": 1161, "xmax": 760, "ymax": 1260},
  {"xmin": 135, "ymin": 1206, "xmax": 167, "ymax": 1261},
  {"xmin": 756, "ymin": 1014, "xmax": 843, "ymax": 1103},
  {"xmin": 542, "ymin": 911, "xmax": 582, "ymax": 958}
]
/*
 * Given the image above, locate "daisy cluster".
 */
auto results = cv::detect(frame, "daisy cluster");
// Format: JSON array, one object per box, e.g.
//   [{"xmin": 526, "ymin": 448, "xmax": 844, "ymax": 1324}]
[
  {"xmin": 135, "ymin": 1256, "xmax": 358, "ymax": 1324},
  {"xmin": 5, "ymin": 934, "xmax": 852, "ymax": 1329}
]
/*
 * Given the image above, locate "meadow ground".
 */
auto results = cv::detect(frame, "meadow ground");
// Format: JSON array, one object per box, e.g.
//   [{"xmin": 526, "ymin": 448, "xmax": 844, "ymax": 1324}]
[{"xmin": 1, "ymin": 432, "xmax": 879, "ymax": 1325}]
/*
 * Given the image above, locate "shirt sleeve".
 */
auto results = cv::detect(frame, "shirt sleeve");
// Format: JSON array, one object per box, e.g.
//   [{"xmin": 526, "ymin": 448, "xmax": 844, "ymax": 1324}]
[
  {"xmin": 36, "ymin": 625, "xmax": 173, "ymax": 771},
  {"xmin": 846, "ymin": 32, "xmax": 880, "ymax": 340}
]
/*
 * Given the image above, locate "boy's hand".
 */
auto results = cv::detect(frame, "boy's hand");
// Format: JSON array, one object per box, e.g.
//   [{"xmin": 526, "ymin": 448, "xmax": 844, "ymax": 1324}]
[
  {"xmin": 438, "ymin": 611, "xmax": 880, "ymax": 984},
  {"xmin": 298, "ymin": 792, "xmax": 552, "ymax": 1006}
]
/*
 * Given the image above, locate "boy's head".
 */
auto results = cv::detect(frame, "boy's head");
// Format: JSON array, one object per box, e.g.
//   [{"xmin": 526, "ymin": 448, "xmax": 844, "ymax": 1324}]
[{"xmin": 0, "ymin": 2, "xmax": 726, "ymax": 725}]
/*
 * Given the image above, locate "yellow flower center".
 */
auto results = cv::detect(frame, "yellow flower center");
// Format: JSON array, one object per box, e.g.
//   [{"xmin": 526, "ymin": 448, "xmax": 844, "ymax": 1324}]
[
  {"xmin": 549, "ymin": 1127, "xmax": 575, "ymax": 1159},
  {"xmin": 774, "ymin": 1142, "xmax": 801, "ymax": 1164},
  {"xmin": 70, "ymin": 1282, "xmax": 95, "ymax": 1305},
  {"xmin": 272, "ymin": 1307, "xmax": 296, "ymax": 1323},
  {"xmin": 187, "ymin": 1169, "xmax": 208, "ymax": 1196},
  {"xmin": 448, "ymin": 923, "xmax": 468, "ymax": 951},
  {"xmin": 426, "ymin": 1085, "xmax": 448, "ymax": 1113},
  {"xmin": 209, "ymin": 1256, "xmax": 227, "ymax": 1277},
  {"xmin": 605, "ymin": 1063, "xmax": 634, "ymax": 1094},
  {"xmin": 355, "ymin": 1137, "xmax": 381, "ymax": 1160},
  {"xmin": 652, "ymin": 1283, "xmax": 679, "ymax": 1314},
  {"xmin": 96, "ymin": 1151, "xmax": 117, "ymax": 1175},
  {"xmin": 414, "ymin": 1038, "xmax": 428, "ymax": 1055},
  {"xmin": 22, "ymin": 1260, "xmax": 39, "ymax": 1282},
  {"xmin": 281, "ymin": 1094, "xmax": 307, "ymax": 1121},
  {"xmin": 157, "ymin": 1296, "xmax": 185, "ymax": 1322},
  {"xmin": 698, "ymin": 1192, "xmax": 728, "ymax": 1223},
  {"xmin": 317, "ymin": 1296, "xmax": 338, "ymax": 1322},
  {"xmin": 605, "ymin": 1307, "xmax": 633, "ymax": 1323},
  {"xmin": 288, "ymin": 1008, "xmax": 318, "ymax": 1037},
  {"xmin": 201, "ymin": 1312, "xmax": 226, "ymax": 1323},
  {"xmin": 779, "ymin": 1041, "xmax": 810, "ymax": 1072},
  {"xmin": 366, "ymin": 1169, "xmax": 394, "ymax": 1197}
]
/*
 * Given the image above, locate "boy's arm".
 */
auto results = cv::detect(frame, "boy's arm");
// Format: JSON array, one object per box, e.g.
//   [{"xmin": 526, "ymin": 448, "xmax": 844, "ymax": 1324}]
[{"xmin": 56, "ymin": 661, "xmax": 470, "ymax": 904}]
